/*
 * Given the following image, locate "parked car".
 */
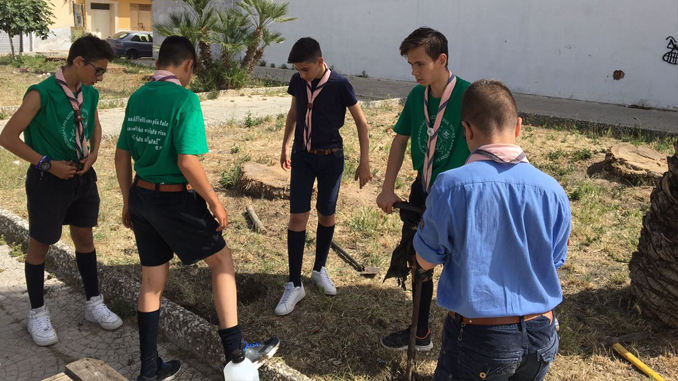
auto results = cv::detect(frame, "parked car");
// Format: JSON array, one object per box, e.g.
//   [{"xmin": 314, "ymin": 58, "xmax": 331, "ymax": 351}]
[{"xmin": 106, "ymin": 31, "xmax": 153, "ymax": 59}]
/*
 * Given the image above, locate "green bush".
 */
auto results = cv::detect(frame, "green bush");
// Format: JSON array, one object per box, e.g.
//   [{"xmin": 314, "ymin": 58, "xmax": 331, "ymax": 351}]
[{"xmin": 190, "ymin": 61, "xmax": 248, "ymax": 93}]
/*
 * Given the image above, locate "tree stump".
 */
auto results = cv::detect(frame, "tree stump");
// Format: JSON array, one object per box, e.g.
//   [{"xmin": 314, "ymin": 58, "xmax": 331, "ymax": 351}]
[
  {"xmin": 238, "ymin": 162, "xmax": 290, "ymax": 200},
  {"xmin": 629, "ymin": 141, "xmax": 678, "ymax": 328},
  {"xmin": 604, "ymin": 143, "xmax": 667, "ymax": 184}
]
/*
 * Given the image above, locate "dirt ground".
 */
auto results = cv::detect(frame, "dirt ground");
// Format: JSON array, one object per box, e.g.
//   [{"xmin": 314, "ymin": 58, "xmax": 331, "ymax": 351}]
[{"xmin": 0, "ymin": 102, "xmax": 676, "ymax": 380}]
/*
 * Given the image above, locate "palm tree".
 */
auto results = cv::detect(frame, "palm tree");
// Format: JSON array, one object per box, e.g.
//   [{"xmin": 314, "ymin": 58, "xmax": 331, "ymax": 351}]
[
  {"xmin": 213, "ymin": 8, "xmax": 252, "ymax": 71},
  {"xmin": 251, "ymin": 28, "xmax": 285, "ymax": 68},
  {"xmin": 630, "ymin": 141, "xmax": 678, "ymax": 328},
  {"xmin": 237, "ymin": 0, "xmax": 296, "ymax": 74},
  {"xmin": 155, "ymin": 0, "xmax": 217, "ymax": 70}
]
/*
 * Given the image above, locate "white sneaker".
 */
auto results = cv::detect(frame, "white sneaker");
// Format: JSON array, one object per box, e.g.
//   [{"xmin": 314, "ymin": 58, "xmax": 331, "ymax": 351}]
[
  {"xmin": 85, "ymin": 295, "xmax": 123, "ymax": 330},
  {"xmin": 311, "ymin": 267, "xmax": 337, "ymax": 296},
  {"xmin": 274, "ymin": 282, "xmax": 305, "ymax": 316},
  {"xmin": 27, "ymin": 305, "xmax": 58, "ymax": 346}
]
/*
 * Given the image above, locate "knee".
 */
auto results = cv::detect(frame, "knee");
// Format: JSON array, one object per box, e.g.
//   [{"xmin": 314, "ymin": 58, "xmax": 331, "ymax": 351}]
[
  {"xmin": 288, "ymin": 213, "xmax": 310, "ymax": 231},
  {"xmin": 317, "ymin": 213, "xmax": 335, "ymax": 227}
]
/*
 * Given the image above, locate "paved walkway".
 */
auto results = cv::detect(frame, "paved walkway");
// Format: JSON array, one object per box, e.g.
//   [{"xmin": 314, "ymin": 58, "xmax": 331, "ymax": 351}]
[
  {"xmin": 0, "ymin": 245, "xmax": 220, "ymax": 381},
  {"xmin": 254, "ymin": 67, "xmax": 678, "ymax": 135}
]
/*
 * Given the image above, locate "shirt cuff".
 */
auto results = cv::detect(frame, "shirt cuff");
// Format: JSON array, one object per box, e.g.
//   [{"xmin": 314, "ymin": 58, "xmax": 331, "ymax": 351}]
[{"xmin": 413, "ymin": 231, "xmax": 447, "ymax": 265}]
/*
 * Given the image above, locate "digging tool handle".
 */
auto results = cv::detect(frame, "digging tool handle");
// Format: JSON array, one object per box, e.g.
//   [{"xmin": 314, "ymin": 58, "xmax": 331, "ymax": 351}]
[
  {"xmin": 406, "ymin": 264, "xmax": 424, "ymax": 380},
  {"xmin": 330, "ymin": 240, "xmax": 364, "ymax": 272},
  {"xmin": 612, "ymin": 343, "xmax": 666, "ymax": 381},
  {"xmin": 393, "ymin": 202, "xmax": 425, "ymax": 216}
]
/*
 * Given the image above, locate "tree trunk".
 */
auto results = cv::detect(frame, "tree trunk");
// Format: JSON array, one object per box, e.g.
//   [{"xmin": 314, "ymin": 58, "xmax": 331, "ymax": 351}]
[
  {"xmin": 8, "ymin": 33, "xmax": 15, "ymax": 58},
  {"xmin": 241, "ymin": 28, "xmax": 262, "ymax": 74},
  {"xmin": 629, "ymin": 141, "xmax": 678, "ymax": 328},
  {"xmin": 251, "ymin": 48, "xmax": 264, "ymax": 71},
  {"xmin": 198, "ymin": 40, "xmax": 213, "ymax": 70}
]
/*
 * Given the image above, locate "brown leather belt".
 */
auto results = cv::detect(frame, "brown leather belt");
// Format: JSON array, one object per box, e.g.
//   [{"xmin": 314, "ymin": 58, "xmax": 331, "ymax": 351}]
[
  {"xmin": 134, "ymin": 178, "xmax": 192, "ymax": 192},
  {"xmin": 308, "ymin": 148, "xmax": 341, "ymax": 155},
  {"xmin": 449, "ymin": 310, "xmax": 553, "ymax": 326}
]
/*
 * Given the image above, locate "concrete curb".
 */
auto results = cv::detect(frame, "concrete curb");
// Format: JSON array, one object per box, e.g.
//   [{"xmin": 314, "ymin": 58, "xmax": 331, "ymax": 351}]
[
  {"xmin": 0, "ymin": 206, "xmax": 310, "ymax": 381},
  {"xmin": 0, "ymin": 86, "xmax": 288, "ymax": 117}
]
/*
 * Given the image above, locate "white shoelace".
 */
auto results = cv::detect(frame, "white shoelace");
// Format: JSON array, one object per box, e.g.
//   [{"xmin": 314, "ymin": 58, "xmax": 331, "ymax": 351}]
[
  {"xmin": 90, "ymin": 302, "xmax": 113, "ymax": 321},
  {"xmin": 33, "ymin": 313, "xmax": 54, "ymax": 333},
  {"xmin": 319, "ymin": 269, "xmax": 335, "ymax": 288},
  {"xmin": 280, "ymin": 284, "xmax": 298, "ymax": 304}
]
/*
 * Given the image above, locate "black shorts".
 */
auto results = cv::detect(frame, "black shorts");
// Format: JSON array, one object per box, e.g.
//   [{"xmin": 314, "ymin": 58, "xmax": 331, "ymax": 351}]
[
  {"xmin": 26, "ymin": 166, "xmax": 100, "ymax": 245},
  {"xmin": 128, "ymin": 184, "xmax": 226, "ymax": 267},
  {"xmin": 289, "ymin": 149, "xmax": 344, "ymax": 216}
]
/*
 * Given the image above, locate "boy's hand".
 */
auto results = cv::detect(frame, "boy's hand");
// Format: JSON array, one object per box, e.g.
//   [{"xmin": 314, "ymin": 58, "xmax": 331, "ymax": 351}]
[
  {"xmin": 280, "ymin": 146, "xmax": 291, "ymax": 171},
  {"xmin": 76, "ymin": 152, "xmax": 98, "ymax": 175},
  {"xmin": 376, "ymin": 190, "xmax": 401, "ymax": 214},
  {"xmin": 121, "ymin": 204, "xmax": 133, "ymax": 230},
  {"xmin": 209, "ymin": 201, "xmax": 229, "ymax": 231},
  {"xmin": 354, "ymin": 161, "xmax": 372, "ymax": 189},
  {"xmin": 49, "ymin": 160, "xmax": 77, "ymax": 179}
]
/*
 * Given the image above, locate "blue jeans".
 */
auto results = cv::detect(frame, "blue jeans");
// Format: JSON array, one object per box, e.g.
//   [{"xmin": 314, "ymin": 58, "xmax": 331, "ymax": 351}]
[{"xmin": 434, "ymin": 314, "xmax": 559, "ymax": 381}]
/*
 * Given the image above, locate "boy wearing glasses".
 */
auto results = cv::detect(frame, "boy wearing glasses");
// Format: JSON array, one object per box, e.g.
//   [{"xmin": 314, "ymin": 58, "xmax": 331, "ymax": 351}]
[
  {"xmin": 0, "ymin": 35, "xmax": 121, "ymax": 347},
  {"xmin": 115, "ymin": 36, "xmax": 280, "ymax": 380}
]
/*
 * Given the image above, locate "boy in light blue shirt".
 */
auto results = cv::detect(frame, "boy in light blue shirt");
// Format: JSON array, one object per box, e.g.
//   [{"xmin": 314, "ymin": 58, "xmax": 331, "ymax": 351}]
[{"xmin": 415, "ymin": 79, "xmax": 571, "ymax": 380}]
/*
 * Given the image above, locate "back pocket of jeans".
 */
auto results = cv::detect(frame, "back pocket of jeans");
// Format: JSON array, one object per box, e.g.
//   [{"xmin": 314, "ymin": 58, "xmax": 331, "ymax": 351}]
[
  {"xmin": 458, "ymin": 344, "xmax": 521, "ymax": 380},
  {"xmin": 537, "ymin": 333, "xmax": 559, "ymax": 363}
]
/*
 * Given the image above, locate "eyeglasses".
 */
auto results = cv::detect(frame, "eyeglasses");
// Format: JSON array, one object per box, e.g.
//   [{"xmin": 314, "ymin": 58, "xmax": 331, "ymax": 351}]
[{"xmin": 85, "ymin": 61, "xmax": 107, "ymax": 77}]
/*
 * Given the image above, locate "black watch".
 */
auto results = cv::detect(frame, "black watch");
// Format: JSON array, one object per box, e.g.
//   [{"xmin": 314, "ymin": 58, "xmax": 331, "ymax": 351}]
[{"xmin": 38, "ymin": 156, "xmax": 51, "ymax": 172}]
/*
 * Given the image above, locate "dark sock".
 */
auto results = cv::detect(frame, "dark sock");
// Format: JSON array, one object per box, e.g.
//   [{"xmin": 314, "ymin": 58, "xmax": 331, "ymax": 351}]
[
  {"xmin": 138, "ymin": 310, "xmax": 160, "ymax": 378},
  {"xmin": 313, "ymin": 224, "xmax": 335, "ymax": 272},
  {"xmin": 412, "ymin": 278, "xmax": 434, "ymax": 337},
  {"xmin": 218, "ymin": 325, "xmax": 243, "ymax": 363},
  {"xmin": 288, "ymin": 230, "xmax": 306, "ymax": 287},
  {"xmin": 25, "ymin": 262, "xmax": 45, "ymax": 309},
  {"xmin": 76, "ymin": 250, "xmax": 99, "ymax": 300}
]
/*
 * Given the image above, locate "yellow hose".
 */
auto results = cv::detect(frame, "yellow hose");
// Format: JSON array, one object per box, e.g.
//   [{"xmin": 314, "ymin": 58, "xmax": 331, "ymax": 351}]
[{"xmin": 612, "ymin": 343, "xmax": 666, "ymax": 381}]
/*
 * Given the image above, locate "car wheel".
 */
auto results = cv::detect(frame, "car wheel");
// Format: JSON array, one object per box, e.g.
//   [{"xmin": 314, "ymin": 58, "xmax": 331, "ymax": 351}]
[{"xmin": 125, "ymin": 49, "xmax": 139, "ymax": 59}]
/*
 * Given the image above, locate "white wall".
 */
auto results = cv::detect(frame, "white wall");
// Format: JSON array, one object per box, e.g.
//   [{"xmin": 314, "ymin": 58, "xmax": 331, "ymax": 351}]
[{"xmin": 257, "ymin": 0, "xmax": 678, "ymax": 110}]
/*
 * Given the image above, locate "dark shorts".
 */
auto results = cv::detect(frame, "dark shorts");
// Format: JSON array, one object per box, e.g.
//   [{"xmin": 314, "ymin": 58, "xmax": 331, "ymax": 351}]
[
  {"xmin": 289, "ymin": 149, "xmax": 344, "ymax": 216},
  {"xmin": 128, "ymin": 184, "xmax": 226, "ymax": 267},
  {"xmin": 434, "ymin": 313, "xmax": 559, "ymax": 381},
  {"xmin": 26, "ymin": 166, "xmax": 100, "ymax": 245}
]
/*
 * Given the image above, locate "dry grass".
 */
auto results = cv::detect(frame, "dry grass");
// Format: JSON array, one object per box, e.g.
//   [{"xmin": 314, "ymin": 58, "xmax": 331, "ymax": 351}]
[{"xmin": 0, "ymin": 101, "xmax": 677, "ymax": 380}]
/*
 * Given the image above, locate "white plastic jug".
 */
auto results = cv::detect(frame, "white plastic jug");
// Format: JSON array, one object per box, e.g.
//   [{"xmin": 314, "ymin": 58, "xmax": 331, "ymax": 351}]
[{"xmin": 223, "ymin": 350, "xmax": 259, "ymax": 381}]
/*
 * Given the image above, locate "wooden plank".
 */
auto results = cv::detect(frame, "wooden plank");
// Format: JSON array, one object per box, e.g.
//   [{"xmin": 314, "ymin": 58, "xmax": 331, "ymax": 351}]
[
  {"xmin": 42, "ymin": 373, "xmax": 71, "ymax": 381},
  {"xmin": 64, "ymin": 358, "xmax": 126, "ymax": 381}
]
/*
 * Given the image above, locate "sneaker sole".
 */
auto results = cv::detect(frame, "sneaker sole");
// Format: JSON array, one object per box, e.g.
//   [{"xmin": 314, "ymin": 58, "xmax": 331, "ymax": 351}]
[
  {"xmin": 159, "ymin": 362, "xmax": 182, "ymax": 381},
  {"xmin": 85, "ymin": 314, "xmax": 123, "ymax": 331},
  {"xmin": 27, "ymin": 327, "xmax": 58, "ymax": 347},
  {"xmin": 380, "ymin": 338, "xmax": 433, "ymax": 352}
]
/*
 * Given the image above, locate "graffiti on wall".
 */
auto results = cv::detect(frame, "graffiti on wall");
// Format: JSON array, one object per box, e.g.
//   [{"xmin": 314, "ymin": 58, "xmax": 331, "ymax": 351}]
[{"xmin": 664, "ymin": 36, "xmax": 678, "ymax": 65}]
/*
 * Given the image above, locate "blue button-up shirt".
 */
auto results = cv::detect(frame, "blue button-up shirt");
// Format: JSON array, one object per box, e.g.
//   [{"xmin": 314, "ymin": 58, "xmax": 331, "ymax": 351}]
[{"xmin": 414, "ymin": 160, "xmax": 571, "ymax": 318}]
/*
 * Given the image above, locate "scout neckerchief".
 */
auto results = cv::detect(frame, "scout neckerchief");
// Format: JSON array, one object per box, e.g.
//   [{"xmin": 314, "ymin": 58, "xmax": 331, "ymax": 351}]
[
  {"xmin": 150, "ymin": 70, "xmax": 182, "ymax": 86},
  {"xmin": 55, "ymin": 67, "xmax": 88, "ymax": 160},
  {"xmin": 422, "ymin": 71, "xmax": 457, "ymax": 192},
  {"xmin": 466, "ymin": 144, "xmax": 529, "ymax": 165},
  {"xmin": 304, "ymin": 64, "xmax": 331, "ymax": 151}
]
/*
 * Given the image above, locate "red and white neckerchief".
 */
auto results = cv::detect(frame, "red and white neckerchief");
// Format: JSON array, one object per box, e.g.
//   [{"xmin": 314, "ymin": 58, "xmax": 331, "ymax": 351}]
[
  {"xmin": 150, "ymin": 70, "xmax": 182, "ymax": 86},
  {"xmin": 55, "ymin": 67, "xmax": 88, "ymax": 160},
  {"xmin": 466, "ymin": 144, "xmax": 529, "ymax": 165},
  {"xmin": 303, "ymin": 64, "xmax": 331, "ymax": 151},
  {"xmin": 421, "ymin": 71, "xmax": 457, "ymax": 192}
]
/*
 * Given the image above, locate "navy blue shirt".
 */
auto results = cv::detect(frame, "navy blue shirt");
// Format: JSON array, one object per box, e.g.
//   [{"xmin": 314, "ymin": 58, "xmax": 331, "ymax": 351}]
[
  {"xmin": 287, "ymin": 70, "xmax": 358, "ymax": 150},
  {"xmin": 414, "ymin": 160, "xmax": 571, "ymax": 318}
]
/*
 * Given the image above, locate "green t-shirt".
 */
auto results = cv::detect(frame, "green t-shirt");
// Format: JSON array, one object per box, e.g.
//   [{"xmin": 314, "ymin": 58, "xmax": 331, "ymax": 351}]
[
  {"xmin": 116, "ymin": 81, "xmax": 208, "ymax": 184},
  {"xmin": 393, "ymin": 77, "xmax": 471, "ymax": 185},
  {"xmin": 24, "ymin": 76, "xmax": 99, "ymax": 161}
]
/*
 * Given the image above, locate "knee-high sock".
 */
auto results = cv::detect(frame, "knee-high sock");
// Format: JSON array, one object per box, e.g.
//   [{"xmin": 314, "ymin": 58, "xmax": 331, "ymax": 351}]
[
  {"xmin": 412, "ymin": 278, "xmax": 434, "ymax": 337},
  {"xmin": 25, "ymin": 262, "xmax": 45, "ymax": 309},
  {"xmin": 218, "ymin": 324, "xmax": 242, "ymax": 363},
  {"xmin": 76, "ymin": 250, "xmax": 100, "ymax": 300},
  {"xmin": 313, "ymin": 224, "xmax": 335, "ymax": 272},
  {"xmin": 288, "ymin": 230, "xmax": 306, "ymax": 287},
  {"xmin": 138, "ymin": 309, "xmax": 160, "ymax": 378}
]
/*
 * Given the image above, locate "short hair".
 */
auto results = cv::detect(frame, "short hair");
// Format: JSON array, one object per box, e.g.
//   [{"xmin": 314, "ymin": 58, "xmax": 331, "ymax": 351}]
[
  {"xmin": 399, "ymin": 27, "xmax": 449, "ymax": 66},
  {"xmin": 287, "ymin": 37, "xmax": 322, "ymax": 64},
  {"xmin": 67, "ymin": 34, "xmax": 115, "ymax": 65},
  {"xmin": 461, "ymin": 79, "xmax": 518, "ymax": 135},
  {"xmin": 157, "ymin": 36, "xmax": 197, "ymax": 69}
]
